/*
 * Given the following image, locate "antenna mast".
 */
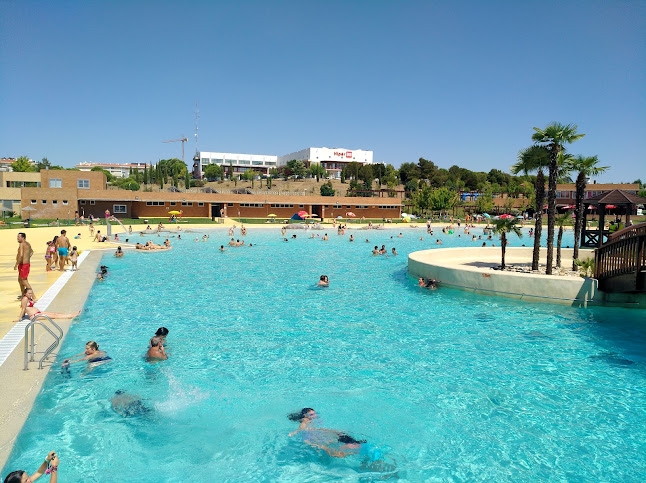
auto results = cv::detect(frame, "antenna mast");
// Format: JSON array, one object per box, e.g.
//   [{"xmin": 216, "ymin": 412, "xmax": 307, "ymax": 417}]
[{"xmin": 192, "ymin": 102, "xmax": 201, "ymax": 178}]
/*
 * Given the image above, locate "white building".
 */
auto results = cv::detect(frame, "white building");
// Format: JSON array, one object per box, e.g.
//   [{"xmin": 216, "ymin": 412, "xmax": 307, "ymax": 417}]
[
  {"xmin": 198, "ymin": 152, "xmax": 278, "ymax": 177},
  {"xmin": 198, "ymin": 147, "xmax": 373, "ymax": 179},
  {"xmin": 75, "ymin": 162, "xmax": 148, "ymax": 178},
  {"xmin": 278, "ymin": 147, "xmax": 373, "ymax": 179}
]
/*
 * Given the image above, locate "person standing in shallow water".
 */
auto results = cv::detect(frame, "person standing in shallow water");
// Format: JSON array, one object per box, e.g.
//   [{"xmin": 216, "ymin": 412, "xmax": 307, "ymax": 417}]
[{"xmin": 146, "ymin": 335, "xmax": 168, "ymax": 361}]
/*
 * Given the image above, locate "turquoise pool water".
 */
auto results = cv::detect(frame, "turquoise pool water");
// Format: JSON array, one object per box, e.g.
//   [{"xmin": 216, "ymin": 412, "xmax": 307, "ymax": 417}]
[{"xmin": 3, "ymin": 226, "xmax": 646, "ymax": 481}]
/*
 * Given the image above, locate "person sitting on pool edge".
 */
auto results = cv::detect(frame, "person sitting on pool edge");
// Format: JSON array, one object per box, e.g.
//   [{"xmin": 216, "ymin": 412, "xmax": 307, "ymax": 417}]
[
  {"xmin": 146, "ymin": 335, "xmax": 168, "ymax": 361},
  {"xmin": 318, "ymin": 275, "xmax": 329, "ymax": 287},
  {"xmin": 62, "ymin": 341, "xmax": 112, "ymax": 367},
  {"xmin": 17, "ymin": 288, "xmax": 80, "ymax": 321},
  {"xmin": 3, "ymin": 451, "xmax": 60, "ymax": 483}
]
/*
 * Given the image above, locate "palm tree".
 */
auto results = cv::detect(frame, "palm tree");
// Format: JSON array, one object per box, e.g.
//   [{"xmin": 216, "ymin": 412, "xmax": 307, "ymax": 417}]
[
  {"xmin": 565, "ymin": 155, "xmax": 608, "ymax": 269},
  {"xmin": 492, "ymin": 218, "xmax": 523, "ymax": 269},
  {"xmin": 512, "ymin": 145, "xmax": 549, "ymax": 271},
  {"xmin": 531, "ymin": 123, "xmax": 585, "ymax": 274},
  {"xmin": 555, "ymin": 213, "xmax": 570, "ymax": 268}
]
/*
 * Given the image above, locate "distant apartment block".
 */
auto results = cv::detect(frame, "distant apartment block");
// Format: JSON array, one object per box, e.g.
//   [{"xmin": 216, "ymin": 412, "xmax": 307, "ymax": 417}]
[
  {"xmin": 75, "ymin": 161, "xmax": 148, "ymax": 178},
  {"xmin": 199, "ymin": 147, "xmax": 373, "ymax": 179}
]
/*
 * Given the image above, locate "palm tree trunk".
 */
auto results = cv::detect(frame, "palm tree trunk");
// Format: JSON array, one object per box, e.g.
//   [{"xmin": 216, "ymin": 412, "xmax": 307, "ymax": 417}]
[
  {"xmin": 572, "ymin": 171, "xmax": 585, "ymax": 269},
  {"xmin": 546, "ymin": 150, "xmax": 559, "ymax": 274},
  {"xmin": 556, "ymin": 226, "xmax": 563, "ymax": 268},
  {"xmin": 532, "ymin": 171, "xmax": 545, "ymax": 271},
  {"xmin": 501, "ymin": 232, "xmax": 507, "ymax": 269}
]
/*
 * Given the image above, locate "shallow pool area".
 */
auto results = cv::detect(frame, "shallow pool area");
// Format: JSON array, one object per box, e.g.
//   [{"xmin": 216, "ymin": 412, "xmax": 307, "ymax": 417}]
[{"xmin": 3, "ymin": 227, "xmax": 646, "ymax": 481}]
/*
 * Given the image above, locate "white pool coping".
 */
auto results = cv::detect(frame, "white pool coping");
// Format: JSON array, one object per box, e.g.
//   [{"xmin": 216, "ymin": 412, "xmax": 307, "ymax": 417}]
[{"xmin": 0, "ymin": 250, "xmax": 90, "ymax": 368}]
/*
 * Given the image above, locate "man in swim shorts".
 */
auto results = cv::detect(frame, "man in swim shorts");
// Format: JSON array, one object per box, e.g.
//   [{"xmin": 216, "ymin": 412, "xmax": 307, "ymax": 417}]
[
  {"xmin": 15, "ymin": 232, "xmax": 33, "ymax": 297},
  {"xmin": 56, "ymin": 229, "xmax": 71, "ymax": 271}
]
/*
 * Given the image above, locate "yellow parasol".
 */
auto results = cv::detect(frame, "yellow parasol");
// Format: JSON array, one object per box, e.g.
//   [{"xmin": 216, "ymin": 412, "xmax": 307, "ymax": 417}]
[
  {"xmin": 267, "ymin": 214, "xmax": 277, "ymax": 217},
  {"xmin": 168, "ymin": 210, "xmax": 181, "ymax": 215}
]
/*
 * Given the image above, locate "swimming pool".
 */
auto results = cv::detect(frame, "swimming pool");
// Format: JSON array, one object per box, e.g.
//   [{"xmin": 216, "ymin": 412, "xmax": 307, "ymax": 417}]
[{"xmin": 3, "ymin": 226, "xmax": 646, "ymax": 481}]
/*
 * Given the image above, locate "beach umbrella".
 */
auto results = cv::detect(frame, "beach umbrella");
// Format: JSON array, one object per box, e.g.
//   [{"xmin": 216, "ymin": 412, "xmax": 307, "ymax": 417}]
[
  {"xmin": 267, "ymin": 214, "xmax": 277, "ymax": 217},
  {"xmin": 297, "ymin": 210, "xmax": 308, "ymax": 218},
  {"xmin": 500, "ymin": 214, "xmax": 513, "ymax": 219},
  {"xmin": 483, "ymin": 213, "xmax": 491, "ymax": 218},
  {"xmin": 337, "ymin": 216, "xmax": 343, "ymax": 219},
  {"xmin": 346, "ymin": 212, "xmax": 356, "ymax": 217},
  {"xmin": 168, "ymin": 210, "xmax": 181, "ymax": 215},
  {"xmin": 605, "ymin": 205, "xmax": 617, "ymax": 209}
]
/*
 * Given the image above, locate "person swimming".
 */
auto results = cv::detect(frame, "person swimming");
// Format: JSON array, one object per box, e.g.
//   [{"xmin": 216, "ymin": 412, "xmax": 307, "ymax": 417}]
[
  {"xmin": 287, "ymin": 408, "xmax": 388, "ymax": 462},
  {"xmin": 318, "ymin": 275, "xmax": 329, "ymax": 287},
  {"xmin": 62, "ymin": 341, "xmax": 112, "ymax": 368},
  {"xmin": 111, "ymin": 390, "xmax": 152, "ymax": 418}
]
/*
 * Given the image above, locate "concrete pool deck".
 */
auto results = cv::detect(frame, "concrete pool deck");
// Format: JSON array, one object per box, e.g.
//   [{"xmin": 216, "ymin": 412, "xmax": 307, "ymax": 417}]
[{"xmin": 409, "ymin": 246, "xmax": 646, "ymax": 308}]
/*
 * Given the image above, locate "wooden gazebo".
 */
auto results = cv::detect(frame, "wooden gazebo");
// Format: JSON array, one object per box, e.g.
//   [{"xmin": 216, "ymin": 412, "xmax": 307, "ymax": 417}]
[{"xmin": 582, "ymin": 189, "xmax": 646, "ymax": 248}]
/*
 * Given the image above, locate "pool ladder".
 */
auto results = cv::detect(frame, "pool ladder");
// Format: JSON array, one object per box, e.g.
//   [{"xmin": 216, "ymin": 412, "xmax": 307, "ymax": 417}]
[{"xmin": 24, "ymin": 315, "xmax": 63, "ymax": 370}]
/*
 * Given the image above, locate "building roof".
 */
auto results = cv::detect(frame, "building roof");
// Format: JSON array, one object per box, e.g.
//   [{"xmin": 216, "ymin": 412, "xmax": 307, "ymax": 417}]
[
  {"xmin": 555, "ymin": 183, "xmax": 639, "ymax": 191},
  {"xmin": 584, "ymin": 189, "xmax": 646, "ymax": 205},
  {"xmin": 76, "ymin": 190, "xmax": 402, "ymax": 206}
]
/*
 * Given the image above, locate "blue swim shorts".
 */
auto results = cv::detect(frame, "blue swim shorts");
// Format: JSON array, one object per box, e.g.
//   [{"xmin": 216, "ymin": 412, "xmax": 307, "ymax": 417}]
[{"xmin": 58, "ymin": 247, "xmax": 68, "ymax": 256}]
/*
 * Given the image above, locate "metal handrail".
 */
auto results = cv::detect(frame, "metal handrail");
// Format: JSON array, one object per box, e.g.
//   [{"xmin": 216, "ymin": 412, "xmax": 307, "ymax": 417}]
[{"xmin": 24, "ymin": 314, "xmax": 63, "ymax": 370}]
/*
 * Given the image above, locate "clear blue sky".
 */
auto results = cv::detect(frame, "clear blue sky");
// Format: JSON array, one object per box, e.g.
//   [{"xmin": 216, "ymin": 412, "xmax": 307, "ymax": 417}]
[{"xmin": 1, "ymin": 0, "xmax": 644, "ymax": 182}]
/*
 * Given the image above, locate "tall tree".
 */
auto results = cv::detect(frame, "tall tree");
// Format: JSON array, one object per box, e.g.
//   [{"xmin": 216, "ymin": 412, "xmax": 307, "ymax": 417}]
[
  {"xmin": 185, "ymin": 170, "xmax": 191, "ymax": 189},
  {"xmin": 492, "ymin": 218, "xmax": 523, "ymax": 269},
  {"xmin": 512, "ymin": 145, "xmax": 550, "ymax": 271},
  {"xmin": 554, "ymin": 213, "xmax": 570, "ymax": 268},
  {"xmin": 565, "ymin": 155, "xmax": 608, "ymax": 269},
  {"xmin": 531, "ymin": 123, "xmax": 585, "ymax": 274}
]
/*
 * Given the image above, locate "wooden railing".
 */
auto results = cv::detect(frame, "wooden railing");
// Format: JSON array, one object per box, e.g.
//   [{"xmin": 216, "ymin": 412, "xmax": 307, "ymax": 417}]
[{"xmin": 594, "ymin": 222, "xmax": 646, "ymax": 292}]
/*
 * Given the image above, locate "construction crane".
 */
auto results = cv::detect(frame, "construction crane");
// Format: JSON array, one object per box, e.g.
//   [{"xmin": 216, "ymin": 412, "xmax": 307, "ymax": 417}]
[{"xmin": 162, "ymin": 136, "xmax": 188, "ymax": 163}]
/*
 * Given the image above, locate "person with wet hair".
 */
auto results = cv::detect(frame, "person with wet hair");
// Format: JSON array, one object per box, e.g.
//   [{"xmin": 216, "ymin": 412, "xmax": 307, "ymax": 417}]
[
  {"xmin": 146, "ymin": 335, "xmax": 168, "ymax": 361},
  {"xmin": 318, "ymin": 275, "xmax": 329, "ymax": 287},
  {"xmin": 62, "ymin": 341, "xmax": 111, "ymax": 367},
  {"xmin": 3, "ymin": 451, "xmax": 59, "ymax": 483}
]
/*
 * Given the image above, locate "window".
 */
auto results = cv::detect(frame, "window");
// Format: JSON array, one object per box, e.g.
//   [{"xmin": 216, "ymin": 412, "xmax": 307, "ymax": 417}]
[
  {"xmin": 225, "ymin": 159, "xmax": 236, "ymax": 165},
  {"xmin": 379, "ymin": 205, "xmax": 400, "ymax": 209},
  {"xmin": 181, "ymin": 202, "xmax": 193, "ymax": 206},
  {"xmin": 63, "ymin": 200, "xmax": 68, "ymax": 205},
  {"xmin": 356, "ymin": 205, "xmax": 368, "ymax": 209},
  {"xmin": 240, "ymin": 203, "xmax": 263, "ymax": 208},
  {"xmin": 80, "ymin": 200, "xmax": 86, "ymax": 205},
  {"xmin": 299, "ymin": 205, "xmax": 304, "ymax": 208},
  {"xmin": 146, "ymin": 201, "xmax": 165, "ymax": 206},
  {"xmin": 252, "ymin": 161, "xmax": 263, "ymax": 166},
  {"xmin": 270, "ymin": 203, "xmax": 293, "ymax": 208},
  {"xmin": 42, "ymin": 200, "xmax": 47, "ymax": 204},
  {"xmin": 31, "ymin": 200, "xmax": 36, "ymax": 205},
  {"xmin": 214, "ymin": 158, "xmax": 224, "ymax": 164},
  {"xmin": 49, "ymin": 178, "xmax": 62, "ymax": 188},
  {"xmin": 113, "ymin": 205, "xmax": 127, "ymax": 214},
  {"xmin": 227, "ymin": 203, "xmax": 234, "ymax": 207},
  {"xmin": 201, "ymin": 158, "xmax": 209, "ymax": 164},
  {"xmin": 239, "ymin": 160, "xmax": 250, "ymax": 165},
  {"xmin": 198, "ymin": 202, "xmax": 204, "ymax": 207},
  {"xmin": 170, "ymin": 202, "xmax": 176, "ymax": 206},
  {"xmin": 52, "ymin": 200, "xmax": 58, "ymax": 205},
  {"xmin": 78, "ymin": 179, "xmax": 90, "ymax": 189},
  {"xmin": 90, "ymin": 200, "xmax": 95, "ymax": 205}
]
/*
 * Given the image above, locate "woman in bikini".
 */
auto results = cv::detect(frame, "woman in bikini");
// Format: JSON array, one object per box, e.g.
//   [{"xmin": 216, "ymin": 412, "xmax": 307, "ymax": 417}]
[{"xmin": 17, "ymin": 288, "xmax": 80, "ymax": 321}]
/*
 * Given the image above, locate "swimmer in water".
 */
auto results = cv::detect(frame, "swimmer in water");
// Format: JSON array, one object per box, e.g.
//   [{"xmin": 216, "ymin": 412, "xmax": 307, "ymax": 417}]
[
  {"xmin": 287, "ymin": 408, "xmax": 388, "ymax": 461},
  {"xmin": 146, "ymin": 335, "xmax": 168, "ymax": 361},
  {"xmin": 111, "ymin": 390, "xmax": 152, "ymax": 418},
  {"xmin": 62, "ymin": 341, "xmax": 111, "ymax": 367},
  {"xmin": 318, "ymin": 275, "xmax": 329, "ymax": 287}
]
